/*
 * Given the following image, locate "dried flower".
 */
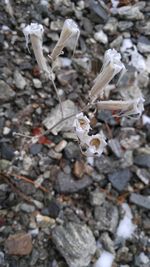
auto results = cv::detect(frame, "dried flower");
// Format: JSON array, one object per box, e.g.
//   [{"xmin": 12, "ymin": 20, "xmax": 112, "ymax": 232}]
[
  {"xmin": 97, "ymin": 97, "xmax": 144, "ymax": 119},
  {"xmin": 89, "ymin": 49, "xmax": 126, "ymax": 102},
  {"xmin": 50, "ymin": 19, "xmax": 80, "ymax": 62},
  {"xmin": 73, "ymin": 113, "xmax": 90, "ymax": 140},
  {"xmin": 82, "ymin": 133, "xmax": 107, "ymax": 157},
  {"xmin": 23, "ymin": 23, "xmax": 50, "ymax": 76}
]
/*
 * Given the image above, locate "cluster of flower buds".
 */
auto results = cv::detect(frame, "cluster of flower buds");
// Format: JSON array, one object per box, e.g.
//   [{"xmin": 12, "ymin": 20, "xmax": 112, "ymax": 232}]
[
  {"xmin": 73, "ymin": 113, "xmax": 107, "ymax": 157},
  {"xmin": 89, "ymin": 49, "xmax": 126, "ymax": 102}
]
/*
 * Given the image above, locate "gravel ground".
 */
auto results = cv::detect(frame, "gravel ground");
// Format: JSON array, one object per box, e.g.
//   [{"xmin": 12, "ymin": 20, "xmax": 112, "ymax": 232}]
[{"xmin": 0, "ymin": 1, "xmax": 150, "ymax": 267}]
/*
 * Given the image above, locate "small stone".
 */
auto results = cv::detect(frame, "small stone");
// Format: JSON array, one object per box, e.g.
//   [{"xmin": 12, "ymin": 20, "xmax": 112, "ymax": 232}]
[
  {"xmin": 136, "ymin": 21, "xmax": 150, "ymax": 36},
  {"xmin": 108, "ymin": 169, "xmax": 132, "ymax": 192},
  {"xmin": 0, "ymin": 143, "xmax": 15, "ymax": 161},
  {"xmin": 52, "ymin": 222, "xmax": 96, "ymax": 267},
  {"xmin": 94, "ymin": 30, "xmax": 108, "ymax": 44},
  {"xmin": 135, "ymin": 252, "xmax": 150, "ymax": 266},
  {"xmin": 100, "ymin": 232, "xmax": 115, "ymax": 254},
  {"xmin": 134, "ymin": 152, "xmax": 150, "ymax": 168},
  {"xmin": 104, "ymin": 17, "xmax": 118, "ymax": 34},
  {"xmin": 29, "ymin": 143, "xmax": 42, "ymax": 155},
  {"xmin": 108, "ymin": 139, "xmax": 123, "ymax": 158},
  {"xmin": 33, "ymin": 78, "xmax": 42, "ymax": 89},
  {"xmin": 73, "ymin": 57, "xmax": 91, "ymax": 72},
  {"xmin": 0, "ymin": 80, "xmax": 15, "ymax": 102},
  {"xmin": 23, "ymin": 156, "xmax": 33, "ymax": 171},
  {"xmin": 53, "ymin": 57, "xmax": 72, "ymax": 68},
  {"xmin": 130, "ymin": 193, "xmax": 150, "ymax": 210},
  {"xmin": 50, "ymin": 20, "xmax": 63, "ymax": 31},
  {"xmin": 94, "ymin": 201, "xmax": 119, "ymax": 233},
  {"xmin": 137, "ymin": 36, "xmax": 150, "ymax": 54},
  {"xmin": 5, "ymin": 233, "xmax": 32, "ymax": 256},
  {"xmin": 117, "ymin": 6, "xmax": 144, "ymax": 20},
  {"xmin": 14, "ymin": 70, "xmax": 26, "ymax": 90},
  {"xmin": 48, "ymin": 149, "xmax": 62, "ymax": 160},
  {"xmin": 36, "ymin": 214, "xmax": 55, "ymax": 228},
  {"xmin": 55, "ymin": 140, "xmax": 67, "ymax": 152},
  {"xmin": 135, "ymin": 168, "xmax": 150, "ymax": 185},
  {"xmin": 90, "ymin": 190, "xmax": 106, "ymax": 206},
  {"xmin": 110, "ymin": 35, "xmax": 123, "ymax": 49},
  {"xmin": 90, "ymin": 0, "xmax": 108, "ymax": 21},
  {"xmin": 0, "ymin": 251, "xmax": 5, "ymax": 266},
  {"xmin": 30, "ymin": 248, "xmax": 39, "ymax": 266},
  {"xmin": 97, "ymin": 110, "xmax": 117, "ymax": 126},
  {"xmin": 46, "ymin": 200, "xmax": 60, "ymax": 218},
  {"xmin": 43, "ymin": 100, "xmax": 78, "ymax": 135},
  {"xmin": 82, "ymin": 17, "xmax": 93, "ymax": 34},
  {"xmin": 3, "ymin": 127, "xmax": 11, "ymax": 135},
  {"xmin": 0, "ymin": 159, "xmax": 11, "ymax": 171},
  {"xmin": 54, "ymin": 172, "xmax": 92, "ymax": 194},
  {"xmin": 118, "ymin": 21, "xmax": 133, "ymax": 31},
  {"xmin": 57, "ymin": 70, "xmax": 77, "ymax": 86},
  {"xmin": 73, "ymin": 161, "xmax": 85, "ymax": 179},
  {"xmin": 64, "ymin": 142, "xmax": 80, "ymax": 160},
  {"xmin": 20, "ymin": 203, "xmax": 35, "ymax": 213},
  {"xmin": 120, "ymin": 151, "xmax": 133, "ymax": 168}
]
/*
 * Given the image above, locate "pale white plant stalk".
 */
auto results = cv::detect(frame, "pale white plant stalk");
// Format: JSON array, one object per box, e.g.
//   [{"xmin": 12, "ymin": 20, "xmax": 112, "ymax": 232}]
[
  {"xmin": 97, "ymin": 97, "xmax": 145, "ymax": 118},
  {"xmin": 23, "ymin": 23, "xmax": 51, "ymax": 76},
  {"xmin": 23, "ymin": 23, "xmax": 63, "ymax": 116},
  {"xmin": 50, "ymin": 19, "xmax": 80, "ymax": 62},
  {"xmin": 4, "ymin": 0, "xmax": 14, "ymax": 17},
  {"xmin": 89, "ymin": 49, "xmax": 126, "ymax": 102}
]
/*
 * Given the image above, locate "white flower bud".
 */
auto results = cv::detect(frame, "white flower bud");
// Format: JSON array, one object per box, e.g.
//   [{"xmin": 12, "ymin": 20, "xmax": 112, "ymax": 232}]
[
  {"xmin": 23, "ymin": 23, "xmax": 50, "ymax": 75},
  {"xmin": 50, "ymin": 19, "xmax": 80, "ymax": 62},
  {"xmin": 89, "ymin": 49, "xmax": 126, "ymax": 102},
  {"xmin": 73, "ymin": 112, "xmax": 90, "ymax": 140}
]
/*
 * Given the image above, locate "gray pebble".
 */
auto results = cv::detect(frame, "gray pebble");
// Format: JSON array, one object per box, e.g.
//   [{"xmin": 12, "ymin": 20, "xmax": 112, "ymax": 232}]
[
  {"xmin": 64, "ymin": 142, "xmax": 80, "ymax": 160},
  {"xmin": 89, "ymin": 190, "xmax": 106, "ymax": 206},
  {"xmin": 0, "ymin": 251, "xmax": 5, "ymax": 266},
  {"xmin": 134, "ymin": 153, "xmax": 150, "ymax": 168},
  {"xmin": 117, "ymin": 6, "xmax": 144, "ymax": 20},
  {"xmin": 118, "ymin": 21, "xmax": 133, "ymax": 31},
  {"xmin": 30, "ymin": 143, "xmax": 42, "ymax": 155},
  {"xmin": 137, "ymin": 36, "xmax": 150, "ymax": 54},
  {"xmin": 52, "ymin": 222, "xmax": 96, "ymax": 267},
  {"xmin": 108, "ymin": 169, "xmax": 132, "ymax": 192},
  {"xmin": 14, "ymin": 70, "xmax": 26, "ymax": 90},
  {"xmin": 100, "ymin": 232, "xmax": 115, "ymax": 254},
  {"xmin": 0, "ymin": 80, "xmax": 15, "ymax": 102},
  {"xmin": 20, "ymin": 203, "xmax": 35, "ymax": 213},
  {"xmin": 54, "ymin": 172, "xmax": 92, "ymax": 194},
  {"xmin": 130, "ymin": 193, "xmax": 150, "ymax": 210},
  {"xmin": 94, "ymin": 201, "xmax": 119, "ymax": 233}
]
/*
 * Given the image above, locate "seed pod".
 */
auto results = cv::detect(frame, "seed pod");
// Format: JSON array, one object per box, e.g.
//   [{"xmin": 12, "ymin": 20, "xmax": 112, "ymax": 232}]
[
  {"xmin": 50, "ymin": 19, "xmax": 80, "ymax": 62},
  {"xmin": 89, "ymin": 49, "xmax": 126, "ymax": 102},
  {"xmin": 23, "ymin": 23, "xmax": 50, "ymax": 76},
  {"xmin": 97, "ymin": 97, "xmax": 145, "ymax": 119}
]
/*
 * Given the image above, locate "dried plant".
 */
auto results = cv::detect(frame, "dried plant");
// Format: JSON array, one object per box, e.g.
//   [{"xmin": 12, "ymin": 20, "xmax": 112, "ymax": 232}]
[{"xmin": 22, "ymin": 19, "xmax": 144, "ymax": 159}]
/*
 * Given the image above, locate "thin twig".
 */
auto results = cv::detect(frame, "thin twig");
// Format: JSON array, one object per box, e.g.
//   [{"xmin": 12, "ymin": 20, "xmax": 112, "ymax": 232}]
[
  {"xmin": 11, "ymin": 173, "xmax": 48, "ymax": 193},
  {"xmin": 50, "ymin": 77, "xmax": 64, "ymax": 118},
  {"xmin": 0, "ymin": 172, "xmax": 33, "ymax": 203}
]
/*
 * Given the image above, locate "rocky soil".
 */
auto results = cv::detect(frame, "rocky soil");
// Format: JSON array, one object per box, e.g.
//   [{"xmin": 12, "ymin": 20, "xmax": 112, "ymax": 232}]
[{"xmin": 0, "ymin": 0, "xmax": 150, "ymax": 267}]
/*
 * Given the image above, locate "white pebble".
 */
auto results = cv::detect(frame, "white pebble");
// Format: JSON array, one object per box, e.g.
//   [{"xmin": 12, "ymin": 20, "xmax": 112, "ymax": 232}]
[
  {"xmin": 3, "ymin": 126, "xmax": 11, "ymax": 135},
  {"xmin": 94, "ymin": 30, "xmax": 108, "ymax": 45},
  {"xmin": 33, "ymin": 78, "xmax": 42, "ymax": 89}
]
